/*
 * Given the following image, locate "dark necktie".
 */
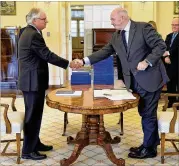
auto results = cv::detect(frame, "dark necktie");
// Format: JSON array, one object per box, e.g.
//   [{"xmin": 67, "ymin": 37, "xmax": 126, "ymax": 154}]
[{"xmin": 121, "ymin": 30, "xmax": 127, "ymax": 52}]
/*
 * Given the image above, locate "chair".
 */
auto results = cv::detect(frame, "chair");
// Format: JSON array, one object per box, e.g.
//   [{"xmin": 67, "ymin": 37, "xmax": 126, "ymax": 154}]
[
  {"xmin": 62, "ymin": 112, "xmax": 68, "ymax": 136},
  {"xmin": 0, "ymin": 100, "xmax": 24, "ymax": 164},
  {"xmin": 158, "ymin": 93, "xmax": 179, "ymax": 164},
  {"xmin": 118, "ymin": 112, "xmax": 124, "ymax": 135}
]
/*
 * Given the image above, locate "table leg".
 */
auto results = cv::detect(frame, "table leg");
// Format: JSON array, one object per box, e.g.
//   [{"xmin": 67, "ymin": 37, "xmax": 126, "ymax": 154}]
[
  {"xmin": 60, "ymin": 140, "xmax": 88, "ymax": 166},
  {"xmin": 67, "ymin": 115, "xmax": 88, "ymax": 144},
  {"xmin": 61, "ymin": 115, "xmax": 89, "ymax": 166},
  {"xmin": 98, "ymin": 115, "xmax": 124, "ymax": 166},
  {"xmin": 98, "ymin": 115, "xmax": 121, "ymax": 144},
  {"xmin": 99, "ymin": 143, "xmax": 125, "ymax": 166},
  {"xmin": 62, "ymin": 114, "xmax": 125, "ymax": 166}
]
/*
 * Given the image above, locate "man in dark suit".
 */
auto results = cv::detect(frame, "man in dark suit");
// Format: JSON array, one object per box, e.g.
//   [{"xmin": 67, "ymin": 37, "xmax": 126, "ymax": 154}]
[
  {"xmin": 18, "ymin": 8, "xmax": 70, "ymax": 160},
  {"xmin": 70, "ymin": 7, "xmax": 169, "ymax": 159},
  {"xmin": 163, "ymin": 17, "xmax": 179, "ymax": 107}
]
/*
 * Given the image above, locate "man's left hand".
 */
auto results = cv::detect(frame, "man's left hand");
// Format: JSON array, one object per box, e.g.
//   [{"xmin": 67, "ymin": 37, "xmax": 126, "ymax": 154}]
[{"xmin": 137, "ymin": 60, "xmax": 149, "ymax": 71}]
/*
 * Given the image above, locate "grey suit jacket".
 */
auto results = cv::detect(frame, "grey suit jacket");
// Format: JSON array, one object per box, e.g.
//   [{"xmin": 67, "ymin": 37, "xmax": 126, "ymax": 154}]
[
  {"xmin": 88, "ymin": 20, "xmax": 169, "ymax": 92},
  {"xmin": 18, "ymin": 25, "xmax": 69, "ymax": 91}
]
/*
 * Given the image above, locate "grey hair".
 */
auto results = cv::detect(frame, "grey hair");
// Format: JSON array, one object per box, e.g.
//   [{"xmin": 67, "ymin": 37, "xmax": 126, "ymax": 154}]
[{"xmin": 26, "ymin": 8, "xmax": 43, "ymax": 24}]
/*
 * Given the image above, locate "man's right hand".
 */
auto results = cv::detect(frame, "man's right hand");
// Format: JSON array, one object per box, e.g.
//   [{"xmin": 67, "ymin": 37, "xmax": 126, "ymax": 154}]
[
  {"xmin": 164, "ymin": 56, "xmax": 171, "ymax": 64},
  {"xmin": 69, "ymin": 59, "xmax": 84, "ymax": 69}
]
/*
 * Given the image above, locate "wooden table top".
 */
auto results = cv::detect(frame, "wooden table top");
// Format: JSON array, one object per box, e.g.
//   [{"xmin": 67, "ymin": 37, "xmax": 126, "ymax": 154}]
[{"xmin": 46, "ymin": 84, "xmax": 139, "ymax": 115}]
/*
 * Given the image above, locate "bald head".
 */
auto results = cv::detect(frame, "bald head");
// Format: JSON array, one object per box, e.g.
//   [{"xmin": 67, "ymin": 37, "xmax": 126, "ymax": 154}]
[
  {"xmin": 171, "ymin": 17, "xmax": 179, "ymax": 33},
  {"xmin": 111, "ymin": 7, "xmax": 129, "ymax": 18},
  {"xmin": 173, "ymin": 17, "xmax": 179, "ymax": 22},
  {"xmin": 110, "ymin": 7, "xmax": 129, "ymax": 30}
]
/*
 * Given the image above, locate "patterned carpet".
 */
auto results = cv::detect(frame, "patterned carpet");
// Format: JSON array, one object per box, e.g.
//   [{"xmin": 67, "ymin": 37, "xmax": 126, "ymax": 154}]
[{"xmin": 1, "ymin": 96, "xmax": 179, "ymax": 166}]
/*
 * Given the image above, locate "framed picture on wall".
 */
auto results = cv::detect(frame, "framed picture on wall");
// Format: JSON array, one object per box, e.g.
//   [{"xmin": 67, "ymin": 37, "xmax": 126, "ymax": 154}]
[
  {"xmin": 1, "ymin": 1, "xmax": 16, "ymax": 15},
  {"xmin": 174, "ymin": 1, "xmax": 179, "ymax": 14}
]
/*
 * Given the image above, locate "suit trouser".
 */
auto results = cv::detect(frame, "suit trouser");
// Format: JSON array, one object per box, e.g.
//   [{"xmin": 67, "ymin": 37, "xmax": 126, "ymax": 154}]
[
  {"xmin": 22, "ymin": 90, "xmax": 45, "ymax": 154},
  {"xmin": 130, "ymin": 75, "xmax": 162, "ymax": 148}
]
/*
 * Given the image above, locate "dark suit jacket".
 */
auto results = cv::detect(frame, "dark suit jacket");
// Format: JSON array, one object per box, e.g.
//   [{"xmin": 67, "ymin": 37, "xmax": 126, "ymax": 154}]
[
  {"xmin": 87, "ymin": 20, "xmax": 169, "ymax": 92},
  {"xmin": 164, "ymin": 33, "xmax": 179, "ymax": 79},
  {"xmin": 19, "ymin": 27, "xmax": 26, "ymax": 38},
  {"xmin": 19, "ymin": 27, "xmax": 42, "ymax": 38},
  {"xmin": 116, "ymin": 54, "xmax": 124, "ymax": 80},
  {"xmin": 18, "ymin": 25, "xmax": 69, "ymax": 91}
]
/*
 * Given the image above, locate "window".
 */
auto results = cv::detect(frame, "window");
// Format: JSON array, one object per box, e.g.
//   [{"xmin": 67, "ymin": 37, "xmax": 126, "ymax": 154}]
[
  {"xmin": 71, "ymin": 20, "xmax": 77, "ymax": 37},
  {"xmin": 79, "ymin": 20, "xmax": 84, "ymax": 37},
  {"xmin": 71, "ymin": 9, "xmax": 84, "ymax": 37},
  {"xmin": 71, "ymin": 10, "xmax": 84, "ymax": 18}
]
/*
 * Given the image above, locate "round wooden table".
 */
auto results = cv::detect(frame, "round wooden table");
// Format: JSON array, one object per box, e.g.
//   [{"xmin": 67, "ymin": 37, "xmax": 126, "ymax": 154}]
[{"xmin": 46, "ymin": 85, "xmax": 139, "ymax": 166}]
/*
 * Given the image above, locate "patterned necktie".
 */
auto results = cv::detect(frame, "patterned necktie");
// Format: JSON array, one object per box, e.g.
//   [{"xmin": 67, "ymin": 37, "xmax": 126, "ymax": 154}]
[
  {"xmin": 121, "ymin": 30, "xmax": 127, "ymax": 52},
  {"xmin": 170, "ymin": 33, "xmax": 177, "ymax": 47}
]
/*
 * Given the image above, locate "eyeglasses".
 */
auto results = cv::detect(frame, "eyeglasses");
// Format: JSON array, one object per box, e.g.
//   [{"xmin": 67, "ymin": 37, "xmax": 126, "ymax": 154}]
[
  {"xmin": 36, "ymin": 18, "xmax": 47, "ymax": 22},
  {"xmin": 171, "ymin": 24, "xmax": 179, "ymax": 26}
]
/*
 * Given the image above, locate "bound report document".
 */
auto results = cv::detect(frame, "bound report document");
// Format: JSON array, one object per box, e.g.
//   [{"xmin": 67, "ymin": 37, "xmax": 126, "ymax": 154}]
[{"xmin": 56, "ymin": 90, "xmax": 82, "ymax": 96}]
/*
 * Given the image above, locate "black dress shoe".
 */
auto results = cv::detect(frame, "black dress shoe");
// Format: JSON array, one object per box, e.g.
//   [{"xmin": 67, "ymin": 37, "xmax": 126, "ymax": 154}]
[
  {"xmin": 128, "ymin": 147, "xmax": 157, "ymax": 159},
  {"xmin": 130, "ymin": 144, "xmax": 144, "ymax": 153},
  {"xmin": 37, "ymin": 142, "xmax": 53, "ymax": 151},
  {"xmin": 22, "ymin": 151, "xmax": 47, "ymax": 160}
]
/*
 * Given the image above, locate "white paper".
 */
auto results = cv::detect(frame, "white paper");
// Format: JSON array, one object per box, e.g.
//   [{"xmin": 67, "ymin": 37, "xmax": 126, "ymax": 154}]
[
  {"xmin": 94, "ymin": 89, "xmax": 136, "ymax": 100},
  {"xmin": 56, "ymin": 90, "xmax": 82, "ymax": 96}
]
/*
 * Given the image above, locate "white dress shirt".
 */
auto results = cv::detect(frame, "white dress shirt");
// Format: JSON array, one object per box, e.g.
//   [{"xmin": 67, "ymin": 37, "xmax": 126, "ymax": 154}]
[{"xmin": 123, "ymin": 20, "xmax": 131, "ymax": 45}]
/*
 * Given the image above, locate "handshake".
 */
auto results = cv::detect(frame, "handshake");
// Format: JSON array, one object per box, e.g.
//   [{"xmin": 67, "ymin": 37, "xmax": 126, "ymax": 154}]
[{"xmin": 69, "ymin": 59, "xmax": 84, "ymax": 69}]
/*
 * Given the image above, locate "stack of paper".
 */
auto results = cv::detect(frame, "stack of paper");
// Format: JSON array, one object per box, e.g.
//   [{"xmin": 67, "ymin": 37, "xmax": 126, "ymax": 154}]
[{"xmin": 94, "ymin": 89, "xmax": 136, "ymax": 101}]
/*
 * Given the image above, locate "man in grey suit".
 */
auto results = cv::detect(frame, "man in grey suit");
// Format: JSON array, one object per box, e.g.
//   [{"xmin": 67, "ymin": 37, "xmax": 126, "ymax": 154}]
[
  {"xmin": 70, "ymin": 7, "xmax": 169, "ymax": 159},
  {"xmin": 18, "ymin": 8, "xmax": 71, "ymax": 160}
]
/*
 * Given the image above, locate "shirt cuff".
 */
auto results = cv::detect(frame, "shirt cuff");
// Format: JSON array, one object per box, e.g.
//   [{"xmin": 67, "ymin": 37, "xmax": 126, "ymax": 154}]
[
  {"xmin": 145, "ymin": 59, "xmax": 152, "ymax": 67},
  {"xmin": 167, "ymin": 51, "xmax": 170, "ymax": 55},
  {"xmin": 83, "ymin": 57, "xmax": 91, "ymax": 65}
]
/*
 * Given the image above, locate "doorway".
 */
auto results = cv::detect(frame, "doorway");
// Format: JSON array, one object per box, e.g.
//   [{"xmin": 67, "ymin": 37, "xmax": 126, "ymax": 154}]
[{"xmin": 71, "ymin": 6, "xmax": 84, "ymax": 60}]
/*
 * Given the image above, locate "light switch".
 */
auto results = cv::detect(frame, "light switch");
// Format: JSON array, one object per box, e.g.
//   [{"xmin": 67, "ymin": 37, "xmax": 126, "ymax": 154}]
[{"xmin": 47, "ymin": 32, "xmax": 50, "ymax": 37}]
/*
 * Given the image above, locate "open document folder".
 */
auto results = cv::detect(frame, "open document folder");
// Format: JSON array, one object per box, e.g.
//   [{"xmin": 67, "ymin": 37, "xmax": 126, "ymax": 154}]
[{"xmin": 94, "ymin": 89, "xmax": 136, "ymax": 101}]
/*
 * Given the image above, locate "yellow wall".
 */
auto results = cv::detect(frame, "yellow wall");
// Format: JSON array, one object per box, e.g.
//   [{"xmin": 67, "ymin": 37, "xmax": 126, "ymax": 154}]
[
  {"xmin": 0, "ymin": 1, "xmax": 63, "ymax": 56},
  {"xmin": 130, "ymin": 1, "xmax": 155, "ymax": 22},
  {"xmin": 124, "ymin": 1, "xmax": 177, "ymax": 40},
  {"xmin": 1, "ymin": 1, "xmax": 176, "ymax": 39},
  {"xmin": 1, "ymin": 2, "xmax": 34, "ymax": 28},
  {"xmin": 70, "ymin": 1, "xmax": 123, "ymax": 5},
  {"xmin": 1, "ymin": 1, "xmax": 176, "ymax": 48},
  {"xmin": 157, "ymin": 1, "xmax": 176, "ymax": 40}
]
